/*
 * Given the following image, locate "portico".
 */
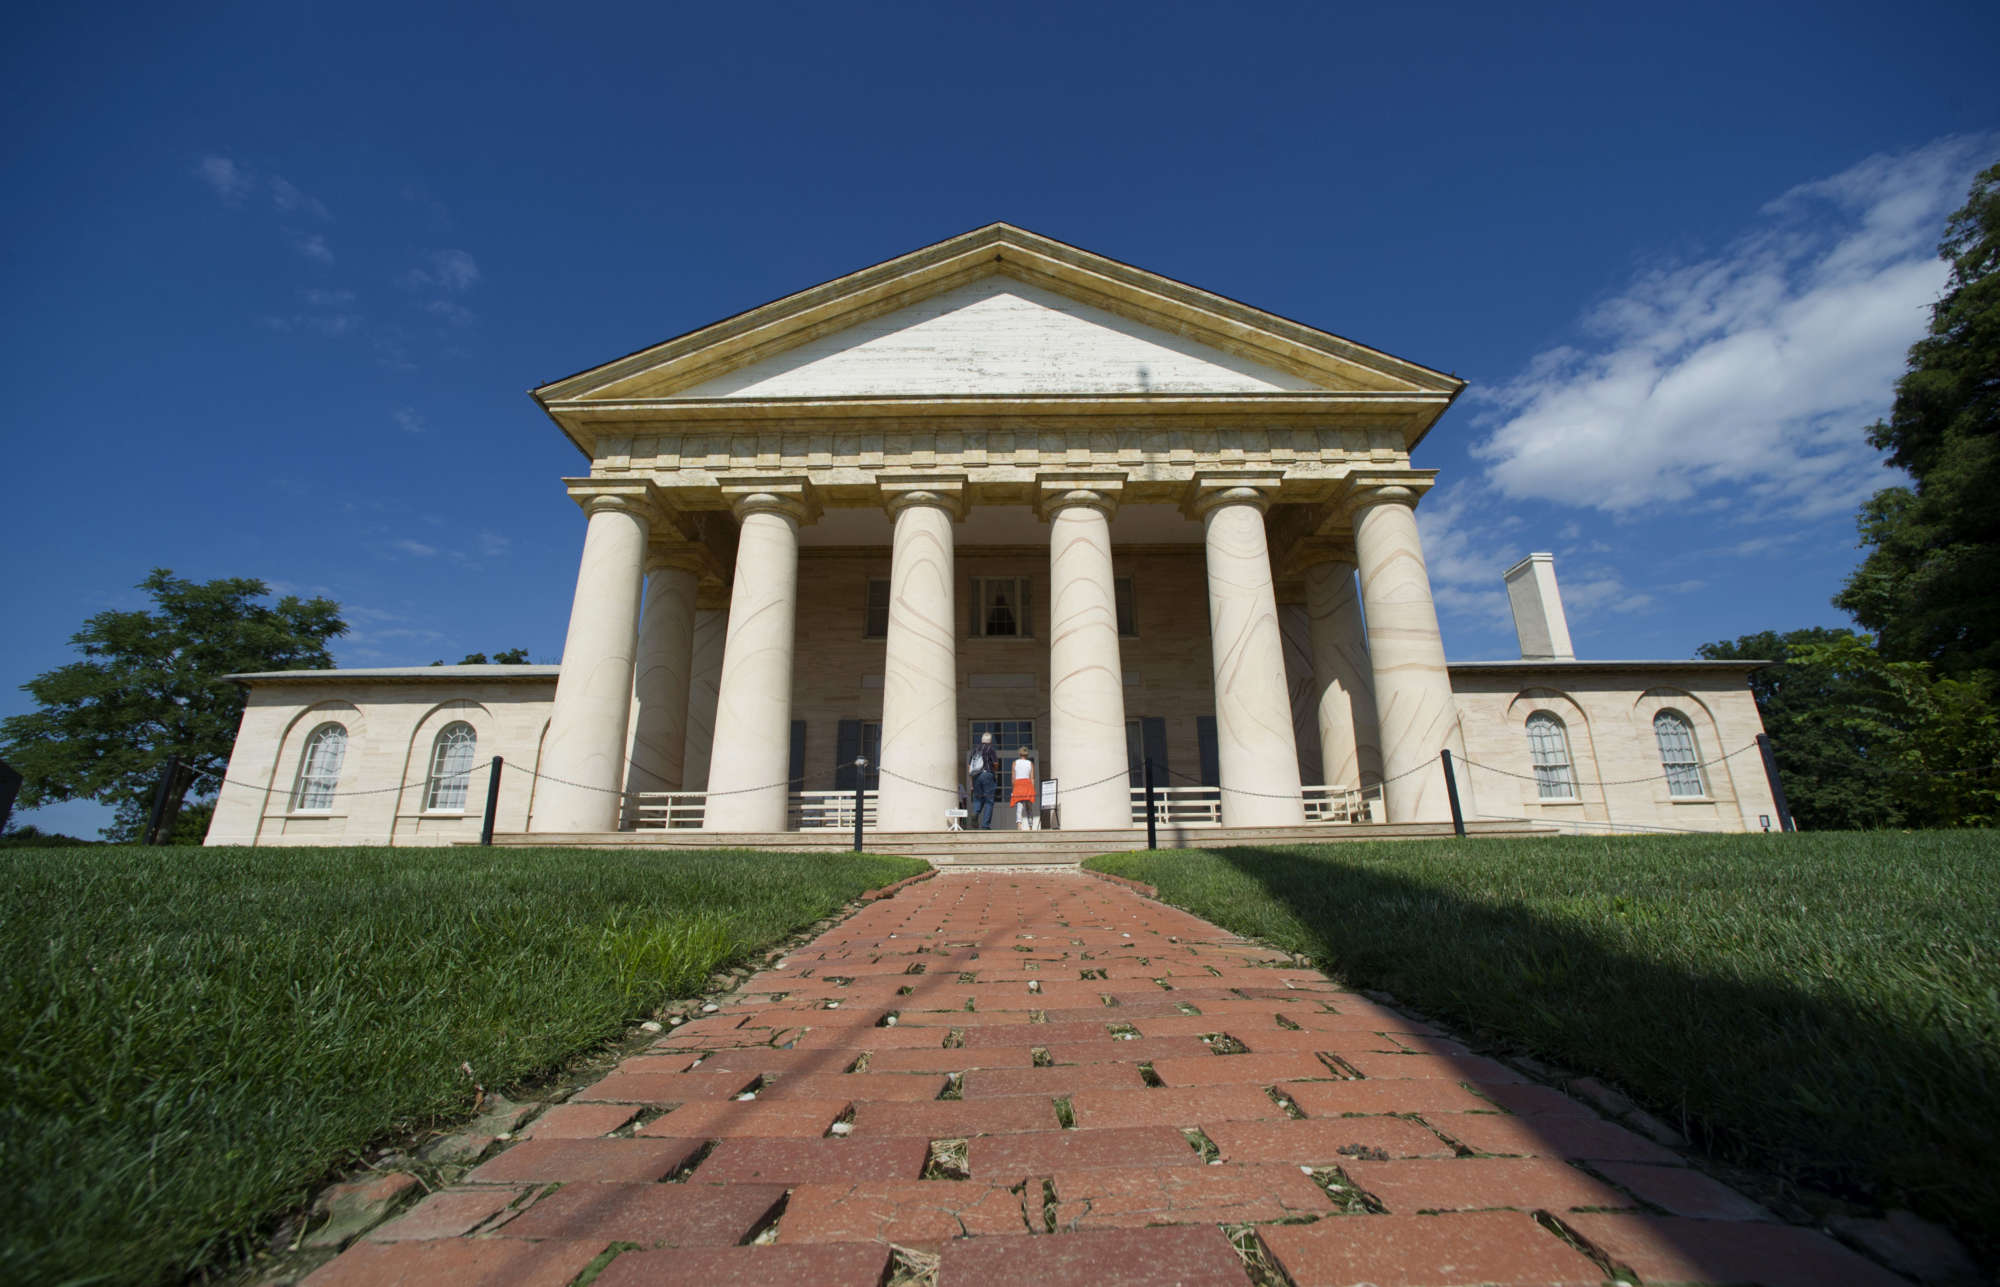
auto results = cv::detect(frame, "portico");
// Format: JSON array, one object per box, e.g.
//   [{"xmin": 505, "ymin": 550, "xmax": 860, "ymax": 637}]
[{"xmin": 526, "ymin": 223, "xmax": 1470, "ymax": 834}]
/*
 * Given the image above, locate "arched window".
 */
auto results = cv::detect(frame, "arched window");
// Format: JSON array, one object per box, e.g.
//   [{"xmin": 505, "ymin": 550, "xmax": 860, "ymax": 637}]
[
  {"xmin": 291, "ymin": 723, "xmax": 348, "ymax": 811},
  {"xmin": 425, "ymin": 722, "xmax": 478, "ymax": 811},
  {"xmin": 1654, "ymin": 711, "xmax": 1704, "ymax": 797},
  {"xmin": 1525, "ymin": 712, "xmax": 1575, "ymax": 800}
]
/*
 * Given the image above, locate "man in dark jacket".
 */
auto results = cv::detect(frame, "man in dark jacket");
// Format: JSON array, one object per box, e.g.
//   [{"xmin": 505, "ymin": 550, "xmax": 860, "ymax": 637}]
[{"xmin": 969, "ymin": 732, "xmax": 1000, "ymax": 829}]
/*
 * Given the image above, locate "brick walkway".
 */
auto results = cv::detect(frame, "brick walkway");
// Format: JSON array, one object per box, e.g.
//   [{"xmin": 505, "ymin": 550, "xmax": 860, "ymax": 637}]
[{"xmin": 305, "ymin": 872, "xmax": 1902, "ymax": 1286}]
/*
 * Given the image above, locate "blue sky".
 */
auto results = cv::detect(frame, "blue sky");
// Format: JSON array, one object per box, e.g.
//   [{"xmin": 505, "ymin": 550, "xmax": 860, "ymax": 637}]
[{"xmin": 5, "ymin": 1, "xmax": 1997, "ymax": 835}]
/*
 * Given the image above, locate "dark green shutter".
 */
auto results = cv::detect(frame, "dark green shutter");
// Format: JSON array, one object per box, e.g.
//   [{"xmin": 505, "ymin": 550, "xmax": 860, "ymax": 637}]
[
  {"xmin": 1143, "ymin": 717, "xmax": 1169, "ymax": 783},
  {"xmin": 1196, "ymin": 716, "xmax": 1219, "ymax": 787},
  {"xmin": 833, "ymin": 719, "xmax": 859, "ymax": 789},
  {"xmin": 789, "ymin": 720, "xmax": 807, "ymax": 788}
]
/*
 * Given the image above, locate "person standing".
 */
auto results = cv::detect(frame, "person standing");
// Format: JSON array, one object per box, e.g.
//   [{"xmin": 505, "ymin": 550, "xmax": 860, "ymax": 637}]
[
  {"xmin": 968, "ymin": 732, "xmax": 999, "ymax": 830},
  {"xmin": 1010, "ymin": 745, "xmax": 1038, "ymax": 830}
]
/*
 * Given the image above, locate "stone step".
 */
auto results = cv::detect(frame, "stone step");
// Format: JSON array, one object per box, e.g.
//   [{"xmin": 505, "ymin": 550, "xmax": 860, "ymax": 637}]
[{"xmin": 483, "ymin": 818, "xmax": 1550, "ymax": 865}]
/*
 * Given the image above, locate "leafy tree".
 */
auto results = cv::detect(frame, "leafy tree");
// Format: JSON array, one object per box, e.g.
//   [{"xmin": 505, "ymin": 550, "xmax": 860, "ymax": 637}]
[
  {"xmin": 1785, "ymin": 634, "xmax": 2000, "ymax": 828},
  {"xmin": 1698, "ymin": 627, "xmax": 1906, "ymax": 830},
  {"xmin": 1, "ymin": 570, "xmax": 345, "ymax": 842},
  {"xmin": 1836, "ymin": 162, "xmax": 2000, "ymax": 674},
  {"xmin": 430, "ymin": 649, "xmax": 531, "ymax": 665}
]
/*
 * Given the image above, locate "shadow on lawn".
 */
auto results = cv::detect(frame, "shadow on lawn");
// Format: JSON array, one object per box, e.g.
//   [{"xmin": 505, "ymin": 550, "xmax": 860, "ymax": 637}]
[{"xmin": 1208, "ymin": 845, "xmax": 1998, "ymax": 1262}]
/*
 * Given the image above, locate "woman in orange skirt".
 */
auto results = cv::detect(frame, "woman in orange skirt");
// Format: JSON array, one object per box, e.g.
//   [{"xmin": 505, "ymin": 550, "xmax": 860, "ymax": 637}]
[{"xmin": 1009, "ymin": 746, "xmax": 1037, "ymax": 829}]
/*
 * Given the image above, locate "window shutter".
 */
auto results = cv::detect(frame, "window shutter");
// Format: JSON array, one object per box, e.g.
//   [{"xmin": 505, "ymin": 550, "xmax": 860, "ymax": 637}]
[
  {"xmin": 832, "ymin": 720, "xmax": 858, "ymax": 789},
  {"xmin": 1143, "ymin": 717, "xmax": 1169, "ymax": 783},
  {"xmin": 1196, "ymin": 716, "xmax": 1220, "ymax": 787},
  {"xmin": 788, "ymin": 720, "xmax": 807, "ymax": 789}
]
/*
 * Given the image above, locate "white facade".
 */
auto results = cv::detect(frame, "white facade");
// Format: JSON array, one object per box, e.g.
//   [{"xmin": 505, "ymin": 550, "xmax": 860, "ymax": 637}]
[{"xmin": 206, "ymin": 225, "xmax": 1780, "ymax": 846}]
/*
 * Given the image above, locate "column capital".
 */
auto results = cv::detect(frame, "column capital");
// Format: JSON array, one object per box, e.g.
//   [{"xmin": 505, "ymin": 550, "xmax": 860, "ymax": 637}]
[
  {"xmin": 564, "ymin": 476, "xmax": 665, "ymax": 522},
  {"xmin": 1342, "ymin": 470, "xmax": 1438, "ymax": 517},
  {"xmin": 721, "ymin": 476, "xmax": 821, "ymax": 524},
  {"xmin": 1181, "ymin": 471, "xmax": 1284, "ymax": 520},
  {"xmin": 1035, "ymin": 471, "xmax": 1124, "ymax": 521},
  {"xmin": 879, "ymin": 473, "xmax": 969, "ymax": 520},
  {"xmin": 644, "ymin": 543, "xmax": 714, "ymax": 579},
  {"xmin": 1284, "ymin": 535, "xmax": 1359, "ymax": 576}
]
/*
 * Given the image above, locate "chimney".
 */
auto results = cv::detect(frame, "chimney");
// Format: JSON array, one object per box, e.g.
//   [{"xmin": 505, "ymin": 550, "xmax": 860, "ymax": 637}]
[{"xmin": 1503, "ymin": 553, "xmax": 1575, "ymax": 661}]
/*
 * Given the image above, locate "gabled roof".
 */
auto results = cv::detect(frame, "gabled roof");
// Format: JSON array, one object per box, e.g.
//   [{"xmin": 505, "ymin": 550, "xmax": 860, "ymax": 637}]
[{"xmin": 534, "ymin": 222, "xmax": 1463, "ymax": 407}]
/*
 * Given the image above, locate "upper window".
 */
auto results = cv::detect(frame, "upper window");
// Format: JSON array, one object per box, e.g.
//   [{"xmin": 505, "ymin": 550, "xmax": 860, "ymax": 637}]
[
  {"xmin": 971, "ymin": 577, "xmax": 1031, "ymax": 638},
  {"xmin": 425, "ymin": 722, "xmax": 478, "ymax": 812},
  {"xmin": 863, "ymin": 578, "xmax": 890, "ymax": 638},
  {"xmin": 291, "ymin": 722, "xmax": 348, "ymax": 812},
  {"xmin": 1654, "ymin": 711, "xmax": 1705, "ymax": 797},
  {"xmin": 1524, "ymin": 712, "xmax": 1576, "ymax": 800},
  {"xmin": 1115, "ymin": 576, "xmax": 1138, "ymax": 637}
]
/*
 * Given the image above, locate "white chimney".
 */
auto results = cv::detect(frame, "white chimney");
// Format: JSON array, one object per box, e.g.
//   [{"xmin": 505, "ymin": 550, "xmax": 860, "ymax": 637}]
[{"xmin": 1504, "ymin": 553, "xmax": 1575, "ymax": 661}]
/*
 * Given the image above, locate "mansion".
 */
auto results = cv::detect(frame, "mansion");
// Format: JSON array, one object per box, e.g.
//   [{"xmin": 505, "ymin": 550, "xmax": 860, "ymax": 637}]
[{"xmin": 205, "ymin": 225, "xmax": 1781, "ymax": 848}]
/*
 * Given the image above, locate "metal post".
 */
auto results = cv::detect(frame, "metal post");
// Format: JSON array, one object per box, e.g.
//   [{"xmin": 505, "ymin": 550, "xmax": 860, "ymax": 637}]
[
  {"xmin": 144, "ymin": 755, "xmax": 183, "ymax": 845},
  {"xmin": 1143, "ymin": 756, "xmax": 1157, "ymax": 851},
  {"xmin": 852, "ymin": 758, "xmax": 868, "ymax": 853},
  {"xmin": 480, "ymin": 758, "xmax": 504, "ymax": 846},
  {"xmin": 1756, "ymin": 733, "xmax": 1795, "ymax": 833},
  {"xmin": 1440, "ymin": 749, "xmax": 1466, "ymax": 838}
]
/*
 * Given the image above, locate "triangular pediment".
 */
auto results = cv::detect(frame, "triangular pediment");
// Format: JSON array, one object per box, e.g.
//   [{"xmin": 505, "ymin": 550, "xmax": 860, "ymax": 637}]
[
  {"xmin": 536, "ymin": 224, "xmax": 1462, "ymax": 406},
  {"xmin": 675, "ymin": 277, "xmax": 1322, "ymax": 397}
]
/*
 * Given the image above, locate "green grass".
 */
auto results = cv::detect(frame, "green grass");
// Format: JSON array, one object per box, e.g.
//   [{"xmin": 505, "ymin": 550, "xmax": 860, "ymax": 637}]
[
  {"xmin": 0, "ymin": 845, "xmax": 924, "ymax": 1286},
  {"xmin": 1087, "ymin": 832, "xmax": 2000, "ymax": 1248}
]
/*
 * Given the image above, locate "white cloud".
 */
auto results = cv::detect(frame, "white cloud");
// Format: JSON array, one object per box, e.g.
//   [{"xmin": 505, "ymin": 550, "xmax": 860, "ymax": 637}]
[
  {"xmin": 391, "ymin": 538, "xmax": 438, "ymax": 557},
  {"xmin": 405, "ymin": 249, "xmax": 480, "ymax": 293},
  {"xmin": 269, "ymin": 176, "xmax": 331, "ymax": 221},
  {"xmin": 290, "ymin": 231, "xmax": 334, "ymax": 264},
  {"xmin": 391, "ymin": 407, "xmax": 426, "ymax": 435},
  {"xmin": 1470, "ymin": 134, "xmax": 1997, "ymax": 520},
  {"xmin": 194, "ymin": 155, "xmax": 254, "ymax": 203},
  {"xmin": 476, "ymin": 530, "xmax": 510, "ymax": 557}
]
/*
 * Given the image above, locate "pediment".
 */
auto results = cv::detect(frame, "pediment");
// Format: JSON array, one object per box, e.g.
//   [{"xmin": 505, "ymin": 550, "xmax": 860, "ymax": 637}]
[{"xmin": 537, "ymin": 224, "xmax": 1462, "ymax": 406}]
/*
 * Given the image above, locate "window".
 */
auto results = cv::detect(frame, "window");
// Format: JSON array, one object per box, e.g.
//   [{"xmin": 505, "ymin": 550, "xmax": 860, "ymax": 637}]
[
  {"xmin": 1125, "ymin": 716, "xmax": 1168, "ymax": 786},
  {"xmin": 863, "ymin": 579, "xmax": 890, "ymax": 638},
  {"xmin": 970, "ymin": 577, "xmax": 1031, "ymax": 638},
  {"xmin": 834, "ymin": 720, "xmax": 880, "ymax": 789},
  {"xmin": 1524, "ymin": 712, "xmax": 1575, "ymax": 800},
  {"xmin": 424, "ymin": 722, "xmax": 478, "ymax": 811},
  {"xmin": 1115, "ymin": 576, "xmax": 1138, "ymax": 637},
  {"xmin": 970, "ymin": 719, "xmax": 1035, "ymax": 761},
  {"xmin": 290, "ymin": 723, "xmax": 347, "ymax": 812},
  {"xmin": 1654, "ymin": 711, "xmax": 1705, "ymax": 797}
]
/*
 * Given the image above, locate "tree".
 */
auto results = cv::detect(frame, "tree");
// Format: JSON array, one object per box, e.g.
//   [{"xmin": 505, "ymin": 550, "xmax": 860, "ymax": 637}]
[
  {"xmin": 1783, "ymin": 634, "xmax": 2000, "ymax": 828},
  {"xmin": 1835, "ymin": 162, "xmax": 2000, "ymax": 674},
  {"xmin": 430, "ymin": 649, "xmax": 531, "ymax": 665},
  {"xmin": 1698, "ymin": 627, "xmax": 1908, "ymax": 830},
  {"xmin": 1, "ymin": 570, "xmax": 345, "ymax": 842}
]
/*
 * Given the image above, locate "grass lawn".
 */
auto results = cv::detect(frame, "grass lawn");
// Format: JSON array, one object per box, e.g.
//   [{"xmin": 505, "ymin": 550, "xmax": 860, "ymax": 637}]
[
  {"xmin": 0, "ymin": 845, "xmax": 924, "ymax": 1286},
  {"xmin": 1086, "ymin": 832, "xmax": 2000, "ymax": 1250}
]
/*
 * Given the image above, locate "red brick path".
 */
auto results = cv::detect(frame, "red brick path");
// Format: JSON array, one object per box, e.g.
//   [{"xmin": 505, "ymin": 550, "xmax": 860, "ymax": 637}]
[{"xmin": 308, "ymin": 873, "xmax": 1902, "ymax": 1286}]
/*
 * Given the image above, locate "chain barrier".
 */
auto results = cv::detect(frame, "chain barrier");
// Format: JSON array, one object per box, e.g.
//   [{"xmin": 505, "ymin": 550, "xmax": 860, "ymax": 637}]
[
  {"xmin": 1455, "ymin": 740, "xmax": 1763, "ymax": 789},
  {"xmin": 186, "ymin": 759, "xmax": 494, "ymax": 799}
]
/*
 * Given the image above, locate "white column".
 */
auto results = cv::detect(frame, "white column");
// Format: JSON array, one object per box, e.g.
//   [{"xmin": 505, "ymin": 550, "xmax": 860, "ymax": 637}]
[
  {"xmin": 623, "ymin": 550, "xmax": 702, "ymax": 804},
  {"xmin": 1305, "ymin": 558, "xmax": 1383, "ymax": 792},
  {"xmin": 532, "ymin": 486, "xmax": 653, "ymax": 832},
  {"xmin": 703, "ymin": 484, "xmax": 813, "ymax": 832},
  {"xmin": 1351, "ymin": 483, "xmax": 1466, "ymax": 823},
  {"xmin": 679, "ymin": 606, "xmax": 726, "ymax": 792},
  {"xmin": 1192, "ymin": 480, "xmax": 1305, "ymax": 827},
  {"xmin": 876, "ymin": 482, "xmax": 962, "ymax": 832},
  {"xmin": 1041, "ymin": 479, "xmax": 1131, "ymax": 831}
]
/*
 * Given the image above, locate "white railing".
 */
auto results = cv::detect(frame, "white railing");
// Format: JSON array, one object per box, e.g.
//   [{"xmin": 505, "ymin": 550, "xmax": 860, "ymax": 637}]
[
  {"xmin": 788, "ymin": 789, "xmax": 877, "ymax": 831},
  {"xmin": 624, "ymin": 792, "xmax": 707, "ymax": 829},
  {"xmin": 1129, "ymin": 783, "xmax": 1369, "ymax": 828}
]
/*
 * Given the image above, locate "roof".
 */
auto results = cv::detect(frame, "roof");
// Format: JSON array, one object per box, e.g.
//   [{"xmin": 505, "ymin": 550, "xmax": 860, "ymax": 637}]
[
  {"xmin": 223, "ymin": 666, "xmax": 561, "ymax": 685},
  {"xmin": 1447, "ymin": 659, "xmax": 1769, "ymax": 674},
  {"xmin": 531, "ymin": 222, "xmax": 1466, "ymax": 454}
]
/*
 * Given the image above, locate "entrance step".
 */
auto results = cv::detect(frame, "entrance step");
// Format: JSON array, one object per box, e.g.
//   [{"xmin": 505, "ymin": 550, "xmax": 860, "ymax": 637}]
[{"xmin": 484, "ymin": 819, "xmax": 1551, "ymax": 865}]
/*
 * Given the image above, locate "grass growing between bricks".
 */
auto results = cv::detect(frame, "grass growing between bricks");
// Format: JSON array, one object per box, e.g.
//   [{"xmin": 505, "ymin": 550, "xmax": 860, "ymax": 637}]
[
  {"xmin": 0, "ymin": 844, "xmax": 924, "ymax": 1285},
  {"xmin": 1086, "ymin": 831, "xmax": 2000, "ymax": 1251}
]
